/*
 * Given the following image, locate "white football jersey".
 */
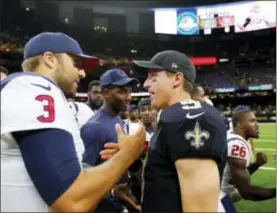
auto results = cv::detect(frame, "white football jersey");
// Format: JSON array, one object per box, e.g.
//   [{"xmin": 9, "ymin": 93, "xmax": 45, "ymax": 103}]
[
  {"xmin": 127, "ymin": 121, "xmax": 141, "ymax": 135},
  {"xmin": 68, "ymin": 101, "xmax": 94, "ymax": 128},
  {"xmin": 1, "ymin": 73, "xmax": 84, "ymax": 212},
  {"xmin": 227, "ymin": 121, "xmax": 234, "ymax": 134},
  {"xmin": 221, "ymin": 132, "xmax": 252, "ymax": 196}
]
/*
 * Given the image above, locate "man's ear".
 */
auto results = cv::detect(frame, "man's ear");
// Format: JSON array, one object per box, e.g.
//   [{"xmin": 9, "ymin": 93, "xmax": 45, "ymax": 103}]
[
  {"xmin": 41, "ymin": 52, "xmax": 58, "ymax": 69},
  {"xmin": 102, "ymin": 88, "xmax": 110, "ymax": 98},
  {"xmin": 172, "ymin": 72, "xmax": 184, "ymax": 88},
  {"xmin": 238, "ymin": 121, "xmax": 244, "ymax": 129}
]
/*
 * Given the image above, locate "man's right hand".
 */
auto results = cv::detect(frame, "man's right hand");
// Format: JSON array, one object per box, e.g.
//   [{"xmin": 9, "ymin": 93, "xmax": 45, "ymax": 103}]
[{"xmin": 115, "ymin": 123, "xmax": 146, "ymax": 161}]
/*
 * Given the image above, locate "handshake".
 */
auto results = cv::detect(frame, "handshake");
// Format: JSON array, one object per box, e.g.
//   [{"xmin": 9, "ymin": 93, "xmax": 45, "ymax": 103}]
[{"xmin": 100, "ymin": 124, "xmax": 147, "ymax": 161}]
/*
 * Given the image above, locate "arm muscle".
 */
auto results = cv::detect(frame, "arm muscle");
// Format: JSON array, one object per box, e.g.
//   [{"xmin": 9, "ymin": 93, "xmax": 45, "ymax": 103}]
[
  {"xmin": 175, "ymin": 158, "xmax": 220, "ymax": 212},
  {"xmin": 229, "ymin": 157, "xmax": 276, "ymax": 201}
]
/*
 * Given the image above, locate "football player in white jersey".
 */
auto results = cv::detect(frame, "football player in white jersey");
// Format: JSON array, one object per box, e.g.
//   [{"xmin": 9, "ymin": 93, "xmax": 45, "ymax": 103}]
[
  {"xmin": 1, "ymin": 32, "xmax": 146, "ymax": 212},
  {"xmin": 68, "ymin": 100, "xmax": 95, "ymax": 128},
  {"xmin": 220, "ymin": 105, "xmax": 275, "ymax": 212},
  {"xmin": 191, "ymin": 84, "xmax": 213, "ymax": 105}
]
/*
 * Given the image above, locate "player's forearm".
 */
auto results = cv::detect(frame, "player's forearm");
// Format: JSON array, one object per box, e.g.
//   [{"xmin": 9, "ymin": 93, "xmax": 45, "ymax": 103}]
[
  {"xmin": 239, "ymin": 186, "xmax": 276, "ymax": 201},
  {"xmin": 247, "ymin": 162, "xmax": 260, "ymax": 175},
  {"xmin": 52, "ymin": 150, "xmax": 135, "ymax": 212}
]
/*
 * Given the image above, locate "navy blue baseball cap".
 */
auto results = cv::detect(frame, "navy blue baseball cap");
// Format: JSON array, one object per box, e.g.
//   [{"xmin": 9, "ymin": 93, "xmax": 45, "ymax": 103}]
[
  {"xmin": 128, "ymin": 104, "xmax": 138, "ymax": 111},
  {"xmin": 23, "ymin": 32, "xmax": 99, "ymax": 71},
  {"xmin": 234, "ymin": 105, "xmax": 250, "ymax": 113},
  {"xmin": 100, "ymin": 69, "xmax": 139, "ymax": 88},
  {"xmin": 138, "ymin": 98, "xmax": 151, "ymax": 109}
]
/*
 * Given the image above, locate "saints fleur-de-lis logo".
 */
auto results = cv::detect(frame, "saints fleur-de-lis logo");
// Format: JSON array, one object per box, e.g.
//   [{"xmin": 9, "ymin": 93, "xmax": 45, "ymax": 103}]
[{"xmin": 185, "ymin": 121, "xmax": 210, "ymax": 150}]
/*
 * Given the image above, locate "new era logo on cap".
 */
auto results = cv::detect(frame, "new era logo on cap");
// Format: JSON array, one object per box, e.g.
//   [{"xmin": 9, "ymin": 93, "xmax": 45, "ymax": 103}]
[{"xmin": 171, "ymin": 62, "xmax": 178, "ymax": 69}]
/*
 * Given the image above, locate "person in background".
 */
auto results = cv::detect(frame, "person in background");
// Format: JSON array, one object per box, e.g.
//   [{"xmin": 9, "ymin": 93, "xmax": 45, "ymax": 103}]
[
  {"xmin": 119, "ymin": 109, "xmax": 129, "ymax": 134},
  {"xmin": 220, "ymin": 105, "xmax": 275, "ymax": 212},
  {"xmin": 128, "ymin": 98, "xmax": 155, "ymax": 204},
  {"xmin": 119, "ymin": 109, "xmax": 129, "ymax": 122},
  {"xmin": 127, "ymin": 105, "xmax": 141, "ymax": 135},
  {"xmin": 192, "ymin": 84, "xmax": 231, "ymax": 133},
  {"xmin": 138, "ymin": 98, "xmax": 155, "ymax": 143},
  {"xmin": 0, "ymin": 65, "xmax": 9, "ymax": 81},
  {"xmin": 81, "ymin": 69, "xmax": 141, "ymax": 212},
  {"xmin": 68, "ymin": 81, "xmax": 103, "ymax": 128},
  {"xmin": 87, "ymin": 80, "xmax": 103, "ymax": 112},
  {"xmin": 191, "ymin": 84, "xmax": 214, "ymax": 106},
  {"xmin": 68, "ymin": 99, "xmax": 95, "ymax": 128}
]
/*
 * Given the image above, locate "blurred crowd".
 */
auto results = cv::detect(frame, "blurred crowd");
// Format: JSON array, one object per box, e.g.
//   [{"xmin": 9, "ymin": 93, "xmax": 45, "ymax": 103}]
[
  {"xmin": 219, "ymin": 104, "xmax": 276, "ymax": 118},
  {"xmin": 1, "ymin": 1, "xmax": 275, "ymax": 117}
]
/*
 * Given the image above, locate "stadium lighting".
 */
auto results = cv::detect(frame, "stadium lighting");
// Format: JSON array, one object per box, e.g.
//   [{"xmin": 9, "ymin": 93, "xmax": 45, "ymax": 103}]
[
  {"xmin": 130, "ymin": 49, "xmax": 137, "ymax": 53},
  {"xmin": 25, "ymin": 7, "xmax": 30, "ymax": 11},
  {"xmin": 219, "ymin": 58, "xmax": 229, "ymax": 62}
]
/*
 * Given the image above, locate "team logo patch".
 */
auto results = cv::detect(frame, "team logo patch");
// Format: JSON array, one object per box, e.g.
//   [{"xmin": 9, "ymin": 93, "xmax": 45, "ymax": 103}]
[{"xmin": 185, "ymin": 121, "xmax": 210, "ymax": 149}]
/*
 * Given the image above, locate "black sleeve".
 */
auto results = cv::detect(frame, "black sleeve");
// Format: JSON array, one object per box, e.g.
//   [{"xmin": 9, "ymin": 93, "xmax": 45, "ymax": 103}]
[{"xmin": 164, "ymin": 118, "xmax": 227, "ymax": 163}]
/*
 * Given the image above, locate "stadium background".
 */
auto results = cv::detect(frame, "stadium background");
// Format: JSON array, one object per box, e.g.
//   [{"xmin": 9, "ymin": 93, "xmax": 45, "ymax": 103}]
[{"xmin": 1, "ymin": 0, "xmax": 276, "ymax": 212}]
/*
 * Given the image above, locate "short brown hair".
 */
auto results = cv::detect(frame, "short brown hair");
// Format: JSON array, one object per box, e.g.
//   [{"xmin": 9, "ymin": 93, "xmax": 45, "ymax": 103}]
[
  {"xmin": 0, "ymin": 66, "xmax": 9, "ymax": 75},
  {"xmin": 165, "ymin": 71, "xmax": 193, "ymax": 92},
  {"xmin": 21, "ymin": 55, "xmax": 42, "ymax": 71}
]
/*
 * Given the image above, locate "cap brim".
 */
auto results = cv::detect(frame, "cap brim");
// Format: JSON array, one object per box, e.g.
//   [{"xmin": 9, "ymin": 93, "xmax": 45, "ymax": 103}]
[
  {"xmin": 113, "ymin": 77, "xmax": 139, "ymax": 87},
  {"xmin": 132, "ymin": 60, "xmax": 164, "ymax": 70},
  {"xmin": 77, "ymin": 54, "xmax": 100, "ymax": 71}
]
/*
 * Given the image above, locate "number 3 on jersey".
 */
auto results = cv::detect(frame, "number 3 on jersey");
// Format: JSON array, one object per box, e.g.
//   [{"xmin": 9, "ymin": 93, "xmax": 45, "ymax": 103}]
[
  {"xmin": 231, "ymin": 145, "xmax": 246, "ymax": 158},
  {"xmin": 35, "ymin": 95, "xmax": 55, "ymax": 123}
]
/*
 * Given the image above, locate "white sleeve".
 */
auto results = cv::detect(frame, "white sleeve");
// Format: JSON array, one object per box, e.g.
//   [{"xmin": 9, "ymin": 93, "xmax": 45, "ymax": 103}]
[
  {"xmin": 1, "ymin": 76, "xmax": 77, "ymax": 134},
  {"xmin": 205, "ymin": 98, "xmax": 214, "ymax": 106},
  {"xmin": 227, "ymin": 139, "xmax": 250, "ymax": 161},
  {"xmin": 75, "ymin": 102, "xmax": 94, "ymax": 128}
]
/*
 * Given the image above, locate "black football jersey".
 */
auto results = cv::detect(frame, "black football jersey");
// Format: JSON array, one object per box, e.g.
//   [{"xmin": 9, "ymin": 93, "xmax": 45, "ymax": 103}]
[{"xmin": 142, "ymin": 100, "xmax": 227, "ymax": 212}]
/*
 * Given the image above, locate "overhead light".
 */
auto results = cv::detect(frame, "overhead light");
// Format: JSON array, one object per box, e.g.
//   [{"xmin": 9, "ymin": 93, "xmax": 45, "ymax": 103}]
[
  {"xmin": 224, "ymin": 27, "xmax": 230, "ymax": 33},
  {"xmin": 204, "ymin": 28, "xmax": 211, "ymax": 35},
  {"xmin": 25, "ymin": 7, "xmax": 30, "ymax": 11},
  {"xmin": 64, "ymin": 18, "xmax": 69, "ymax": 23},
  {"xmin": 219, "ymin": 58, "xmax": 229, "ymax": 62},
  {"xmin": 130, "ymin": 49, "xmax": 137, "ymax": 53}
]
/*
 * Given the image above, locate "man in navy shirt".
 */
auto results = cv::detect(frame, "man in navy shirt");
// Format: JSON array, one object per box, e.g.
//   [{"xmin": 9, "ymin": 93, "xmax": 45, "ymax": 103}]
[{"xmin": 81, "ymin": 69, "xmax": 141, "ymax": 212}]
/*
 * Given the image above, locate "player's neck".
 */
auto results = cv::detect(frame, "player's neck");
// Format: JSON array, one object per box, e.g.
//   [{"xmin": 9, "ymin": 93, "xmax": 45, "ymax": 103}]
[
  {"xmin": 101, "ymin": 103, "xmax": 119, "ymax": 117},
  {"xmin": 34, "ymin": 68, "xmax": 56, "ymax": 83},
  {"xmin": 168, "ymin": 91, "xmax": 191, "ymax": 107},
  {"xmin": 129, "ymin": 118, "xmax": 139, "ymax": 123},
  {"xmin": 234, "ymin": 129, "xmax": 248, "ymax": 141},
  {"xmin": 88, "ymin": 100, "xmax": 101, "ymax": 110}
]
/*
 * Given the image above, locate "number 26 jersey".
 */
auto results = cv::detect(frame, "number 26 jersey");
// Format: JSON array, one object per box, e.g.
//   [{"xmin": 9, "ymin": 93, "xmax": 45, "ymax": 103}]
[{"xmin": 221, "ymin": 132, "xmax": 252, "ymax": 193}]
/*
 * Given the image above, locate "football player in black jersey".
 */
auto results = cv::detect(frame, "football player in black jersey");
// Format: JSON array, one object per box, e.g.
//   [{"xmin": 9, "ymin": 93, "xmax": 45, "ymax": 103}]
[{"xmin": 132, "ymin": 50, "xmax": 227, "ymax": 212}]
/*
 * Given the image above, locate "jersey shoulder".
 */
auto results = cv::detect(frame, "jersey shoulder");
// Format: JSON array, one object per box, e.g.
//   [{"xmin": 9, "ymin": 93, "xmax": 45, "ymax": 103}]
[
  {"xmin": 1, "ymin": 72, "xmax": 58, "ymax": 92},
  {"xmin": 160, "ymin": 100, "xmax": 225, "ymax": 129},
  {"xmin": 1, "ymin": 72, "xmax": 76, "ymax": 134},
  {"xmin": 227, "ymin": 133, "xmax": 251, "ymax": 160}
]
